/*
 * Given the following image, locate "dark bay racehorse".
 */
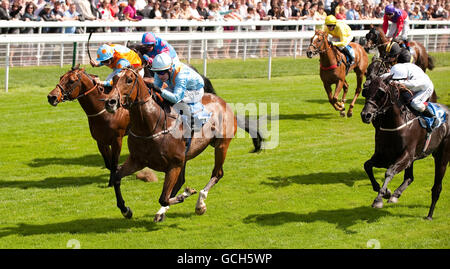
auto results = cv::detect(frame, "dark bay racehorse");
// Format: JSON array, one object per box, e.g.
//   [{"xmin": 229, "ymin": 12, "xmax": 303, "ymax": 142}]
[
  {"xmin": 306, "ymin": 30, "xmax": 368, "ymax": 117},
  {"xmin": 47, "ymin": 66, "xmax": 157, "ymax": 183},
  {"xmin": 360, "ymin": 76, "xmax": 449, "ymax": 220},
  {"xmin": 364, "ymin": 26, "xmax": 434, "ymax": 72},
  {"xmin": 104, "ymin": 67, "xmax": 237, "ymax": 222}
]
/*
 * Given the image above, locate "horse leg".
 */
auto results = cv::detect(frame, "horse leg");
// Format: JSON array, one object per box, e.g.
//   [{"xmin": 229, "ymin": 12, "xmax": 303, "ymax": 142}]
[
  {"xmin": 154, "ymin": 165, "xmax": 184, "ymax": 222},
  {"xmin": 364, "ymin": 158, "xmax": 381, "ymax": 193},
  {"xmin": 333, "ymin": 80, "xmax": 346, "ymax": 112},
  {"xmin": 339, "ymin": 81, "xmax": 349, "ymax": 117},
  {"xmin": 372, "ymin": 152, "xmax": 412, "ymax": 208},
  {"xmin": 108, "ymin": 136, "xmax": 123, "ymax": 184},
  {"xmin": 388, "ymin": 164, "xmax": 414, "ymax": 204},
  {"xmin": 347, "ymin": 69, "xmax": 364, "ymax": 118},
  {"xmin": 111, "ymin": 156, "xmax": 145, "ymax": 218},
  {"xmin": 196, "ymin": 139, "xmax": 231, "ymax": 215},
  {"xmin": 323, "ymin": 82, "xmax": 341, "ymax": 111},
  {"xmin": 426, "ymin": 141, "xmax": 449, "ymax": 220},
  {"xmin": 97, "ymin": 142, "xmax": 112, "ymax": 170}
]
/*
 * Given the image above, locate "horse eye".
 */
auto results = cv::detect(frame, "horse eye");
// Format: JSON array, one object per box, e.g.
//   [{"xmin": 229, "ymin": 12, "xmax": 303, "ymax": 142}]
[
  {"xmin": 376, "ymin": 90, "xmax": 385, "ymax": 99},
  {"xmin": 126, "ymin": 77, "xmax": 133, "ymax": 84}
]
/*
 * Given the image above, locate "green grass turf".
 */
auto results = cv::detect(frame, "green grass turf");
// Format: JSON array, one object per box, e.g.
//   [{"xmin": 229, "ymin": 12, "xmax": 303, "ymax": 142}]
[{"xmin": 0, "ymin": 53, "xmax": 448, "ymax": 249}]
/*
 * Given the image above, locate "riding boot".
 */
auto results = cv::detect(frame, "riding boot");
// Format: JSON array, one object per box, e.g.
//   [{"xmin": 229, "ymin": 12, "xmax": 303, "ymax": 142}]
[{"xmin": 422, "ymin": 104, "xmax": 439, "ymax": 131}]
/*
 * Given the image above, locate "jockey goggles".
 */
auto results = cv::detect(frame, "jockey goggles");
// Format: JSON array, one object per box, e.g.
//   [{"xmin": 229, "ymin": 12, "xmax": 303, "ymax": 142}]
[{"xmin": 155, "ymin": 70, "xmax": 169, "ymax": 76}]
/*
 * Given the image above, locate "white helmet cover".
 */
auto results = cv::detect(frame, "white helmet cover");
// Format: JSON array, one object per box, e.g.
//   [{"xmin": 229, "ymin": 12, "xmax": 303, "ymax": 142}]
[{"xmin": 151, "ymin": 53, "xmax": 173, "ymax": 71}]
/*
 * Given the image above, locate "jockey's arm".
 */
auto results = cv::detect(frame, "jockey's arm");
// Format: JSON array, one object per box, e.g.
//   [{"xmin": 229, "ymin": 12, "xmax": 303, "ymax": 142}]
[
  {"xmin": 331, "ymin": 27, "xmax": 347, "ymax": 47},
  {"xmin": 382, "ymin": 15, "xmax": 389, "ymax": 33},
  {"xmin": 103, "ymin": 59, "xmax": 130, "ymax": 87},
  {"xmin": 161, "ymin": 78, "xmax": 186, "ymax": 104},
  {"xmin": 396, "ymin": 78, "xmax": 431, "ymax": 92}
]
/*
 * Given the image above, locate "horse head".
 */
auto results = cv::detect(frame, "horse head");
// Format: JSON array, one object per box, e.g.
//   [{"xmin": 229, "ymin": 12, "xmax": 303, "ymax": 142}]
[
  {"xmin": 364, "ymin": 57, "xmax": 391, "ymax": 89},
  {"xmin": 364, "ymin": 27, "xmax": 380, "ymax": 52},
  {"xmin": 47, "ymin": 65, "xmax": 99, "ymax": 106},
  {"xmin": 104, "ymin": 67, "xmax": 147, "ymax": 113},
  {"xmin": 360, "ymin": 74, "xmax": 395, "ymax": 124},
  {"xmin": 306, "ymin": 30, "xmax": 329, "ymax": 58}
]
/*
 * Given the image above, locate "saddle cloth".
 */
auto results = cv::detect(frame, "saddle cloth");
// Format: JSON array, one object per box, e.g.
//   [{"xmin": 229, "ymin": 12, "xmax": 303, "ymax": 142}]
[
  {"xmin": 345, "ymin": 45, "xmax": 355, "ymax": 63},
  {"xmin": 418, "ymin": 103, "xmax": 447, "ymax": 130}
]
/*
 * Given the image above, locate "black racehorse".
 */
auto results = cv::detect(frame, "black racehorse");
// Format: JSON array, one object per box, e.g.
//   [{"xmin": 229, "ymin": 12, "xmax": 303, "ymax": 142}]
[{"xmin": 360, "ymin": 76, "xmax": 449, "ymax": 220}]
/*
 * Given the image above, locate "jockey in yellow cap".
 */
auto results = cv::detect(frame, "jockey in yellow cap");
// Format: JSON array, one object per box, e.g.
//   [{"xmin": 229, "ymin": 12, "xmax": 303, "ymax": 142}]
[{"xmin": 323, "ymin": 15, "xmax": 354, "ymax": 70}]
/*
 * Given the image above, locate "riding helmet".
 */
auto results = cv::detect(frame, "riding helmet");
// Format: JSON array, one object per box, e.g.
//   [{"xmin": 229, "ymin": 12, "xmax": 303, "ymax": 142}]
[
  {"xmin": 387, "ymin": 42, "xmax": 401, "ymax": 57},
  {"xmin": 151, "ymin": 53, "xmax": 173, "ymax": 71},
  {"xmin": 385, "ymin": 5, "xmax": 395, "ymax": 14},
  {"xmin": 96, "ymin": 44, "xmax": 114, "ymax": 62},
  {"xmin": 325, "ymin": 15, "xmax": 337, "ymax": 26},
  {"xmin": 142, "ymin": 32, "xmax": 157, "ymax": 45}
]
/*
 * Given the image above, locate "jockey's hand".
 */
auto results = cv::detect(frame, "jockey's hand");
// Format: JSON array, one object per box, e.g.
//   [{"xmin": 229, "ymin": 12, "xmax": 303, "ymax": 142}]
[
  {"xmin": 90, "ymin": 59, "xmax": 99, "ymax": 67},
  {"xmin": 93, "ymin": 77, "xmax": 103, "ymax": 85},
  {"xmin": 153, "ymin": 85, "xmax": 162, "ymax": 94}
]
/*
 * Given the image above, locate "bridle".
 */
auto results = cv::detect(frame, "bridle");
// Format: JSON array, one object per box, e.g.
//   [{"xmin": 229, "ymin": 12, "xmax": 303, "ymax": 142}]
[
  {"xmin": 308, "ymin": 31, "xmax": 331, "ymax": 55},
  {"xmin": 116, "ymin": 68, "xmax": 145, "ymax": 109},
  {"xmin": 55, "ymin": 70, "xmax": 98, "ymax": 102}
]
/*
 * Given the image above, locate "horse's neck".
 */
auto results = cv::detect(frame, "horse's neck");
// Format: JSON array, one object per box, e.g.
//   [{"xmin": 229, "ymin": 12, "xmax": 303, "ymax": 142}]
[
  {"xmin": 77, "ymin": 78, "xmax": 105, "ymax": 116},
  {"xmin": 379, "ymin": 102, "xmax": 414, "ymax": 130},
  {"xmin": 320, "ymin": 42, "xmax": 338, "ymax": 65},
  {"xmin": 129, "ymin": 84, "xmax": 164, "ymax": 136}
]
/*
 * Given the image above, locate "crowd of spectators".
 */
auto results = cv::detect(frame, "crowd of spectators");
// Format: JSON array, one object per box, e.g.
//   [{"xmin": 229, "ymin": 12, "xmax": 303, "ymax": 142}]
[{"xmin": 0, "ymin": 0, "xmax": 449, "ymax": 34}]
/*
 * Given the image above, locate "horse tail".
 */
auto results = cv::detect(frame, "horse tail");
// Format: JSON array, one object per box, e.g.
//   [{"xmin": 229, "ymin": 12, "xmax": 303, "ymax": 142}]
[
  {"xmin": 202, "ymin": 75, "xmax": 217, "ymax": 95},
  {"xmin": 427, "ymin": 55, "xmax": 435, "ymax": 70},
  {"xmin": 235, "ymin": 115, "xmax": 264, "ymax": 153}
]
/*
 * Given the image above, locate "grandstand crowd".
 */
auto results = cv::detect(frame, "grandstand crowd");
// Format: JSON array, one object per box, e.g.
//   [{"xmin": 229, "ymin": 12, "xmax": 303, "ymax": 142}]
[{"xmin": 0, "ymin": 0, "xmax": 449, "ymax": 34}]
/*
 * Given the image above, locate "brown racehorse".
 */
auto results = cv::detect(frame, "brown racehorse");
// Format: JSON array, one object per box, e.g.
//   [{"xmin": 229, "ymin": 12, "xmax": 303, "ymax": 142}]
[
  {"xmin": 103, "ymin": 67, "xmax": 237, "ymax": 222},
  {"xmin": 364, "ymin": 26, "xmax": 434, "ymax": 72},
  {"xmin": 47, "ymin": 66, "xmax": 156, "ymax": 184},
  {"xmin": 361, "ymin": 76, "xmax": 449, "ymax": 220},
  {"xmin": 306, "ymin": 30, "xmax": 368, "ymax": 117}
]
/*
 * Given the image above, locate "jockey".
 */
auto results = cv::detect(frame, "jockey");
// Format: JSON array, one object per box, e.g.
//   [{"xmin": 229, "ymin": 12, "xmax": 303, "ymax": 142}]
[
  {"xmin": 323, "ymin": 15, "xmax": 354, "ymax": 71},
  {"xmin": 141, "ymin": 32, "xmax": 180, "ymax": 67},
  {"xmin": 151, "ymin": 53, "xmax": 209, "ymax": 132},
  {"xmin": 385, "ymin": 41, "xmax": 412, "ymax": 65},
  {"xmin": 383, "ymin": 4, "xmax": 409, "ymax": 48},
  {"xmin": 381, "ymin": 63, "xmax": 437, "ymax": 130},
  {"xmin": 90, "ymin": 44, "xmax": 142, "ymax": 87}
]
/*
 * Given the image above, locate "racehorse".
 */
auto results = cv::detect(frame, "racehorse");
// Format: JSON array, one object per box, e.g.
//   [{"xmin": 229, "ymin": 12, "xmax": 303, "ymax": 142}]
[
  {"xmin": 364, "ymin": 26, "xmax": 434, "ymax": 72},
  {"xmin": 46, "ymin": 65, "xmax": 160, "ymax": 183},
  {"xmin": 360, "ymin": 76, "xmax": 449, "ymax": 220},
  {"xmin": 306, "ymin": 30, "xmax": 368, "ymax": 117},
  {"xmin": 103, "ymin": 67, "xmax": 238, "ymax": 222}
]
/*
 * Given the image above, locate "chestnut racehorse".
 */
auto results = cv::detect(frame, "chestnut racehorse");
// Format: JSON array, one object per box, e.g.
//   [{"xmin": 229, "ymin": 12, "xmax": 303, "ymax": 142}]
[
  {"xmin": 306, "ymin": 30, "xmax": 368, "ymax": 117},
  {"xmin": 104, "ymin": 67, "xmax": 237, "ymax": 222},
  {"xmin": 364, "ymin": 26, "xmax": 434, "ymax": 72},
  {"xmin": 361, "ymin": 76, "xmax": 449, "ymax": 220},
  {"xmin": 47, "ymin": 66, "xmax": 157, "ymax": 184}
]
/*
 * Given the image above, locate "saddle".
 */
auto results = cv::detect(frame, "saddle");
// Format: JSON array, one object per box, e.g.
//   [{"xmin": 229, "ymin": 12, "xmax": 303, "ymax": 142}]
[{"xmin": 418, "ymin": 103, "xmax": 447, "ymax": 132}]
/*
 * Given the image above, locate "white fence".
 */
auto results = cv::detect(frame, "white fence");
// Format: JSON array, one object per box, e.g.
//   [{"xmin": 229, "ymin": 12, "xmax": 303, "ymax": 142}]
[{"xmin": 1, "ymin": 19, "xmax": 450, "ymax": 92}]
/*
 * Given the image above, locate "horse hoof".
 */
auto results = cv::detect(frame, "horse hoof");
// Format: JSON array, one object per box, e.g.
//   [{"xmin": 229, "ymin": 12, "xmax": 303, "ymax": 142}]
[
  {"xmin": 339, "ymin": 110, "xmax": 346, "ymax": 117},
  {"xmin": 388, "ymin": 196, "xmax": 399, "ymax": 203},
  {"xmin": 122, "ymin": 207, "xmax": 133, "ymax": 219},
  {"xmin": 347, "ymin": 111, "xmax": 353, "ymax": 118},
  {"xmin": 424, "ymin": 216, "xmax": 433, "ymax": 221},
  {"xmin": 372, "ymin": 200, "xmax": 383, "ymax": 209},
  {"xmin": 154, "ymin": 213, "xmax": 166, "ymax": 222},
  {"xmin": 195, "ymin": 206, "xmax": 207, "ymax": 215}
]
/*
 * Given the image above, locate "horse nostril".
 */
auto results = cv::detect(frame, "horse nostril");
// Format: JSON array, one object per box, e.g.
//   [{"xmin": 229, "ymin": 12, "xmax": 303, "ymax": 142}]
[
  {"xmin": 108, "ymin": 99, "xmax": 117, "ymax": 106},
  {"xmin": 47, "ymin": 95, "xmax": 57, "ymax": 105}
]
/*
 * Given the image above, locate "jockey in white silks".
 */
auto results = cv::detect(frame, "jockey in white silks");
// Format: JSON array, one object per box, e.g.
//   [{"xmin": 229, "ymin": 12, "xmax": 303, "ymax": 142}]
[{"xmin": 381, "ymin": 62, "xmax": 438, "ymax": 129}]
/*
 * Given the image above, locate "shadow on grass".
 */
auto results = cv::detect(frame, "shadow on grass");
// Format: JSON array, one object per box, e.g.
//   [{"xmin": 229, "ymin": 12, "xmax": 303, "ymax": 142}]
[
  {"xmin": 27, "ymin": 154, "xmax": 130, "ymax": 168},
  {"xmin": 243, "ymin": 206, "xmax": 416, "ymax": 234},
  {"xmin": 0, "ymin": 217, "xmax": 160, "ymax": 238},
  {"xmin": 0, "ymin": 175, "xmax": 108, "ymax": 189},
  {"xmin": 263, "ymin": 169, "xmax": 367, "ymax": 188}
]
